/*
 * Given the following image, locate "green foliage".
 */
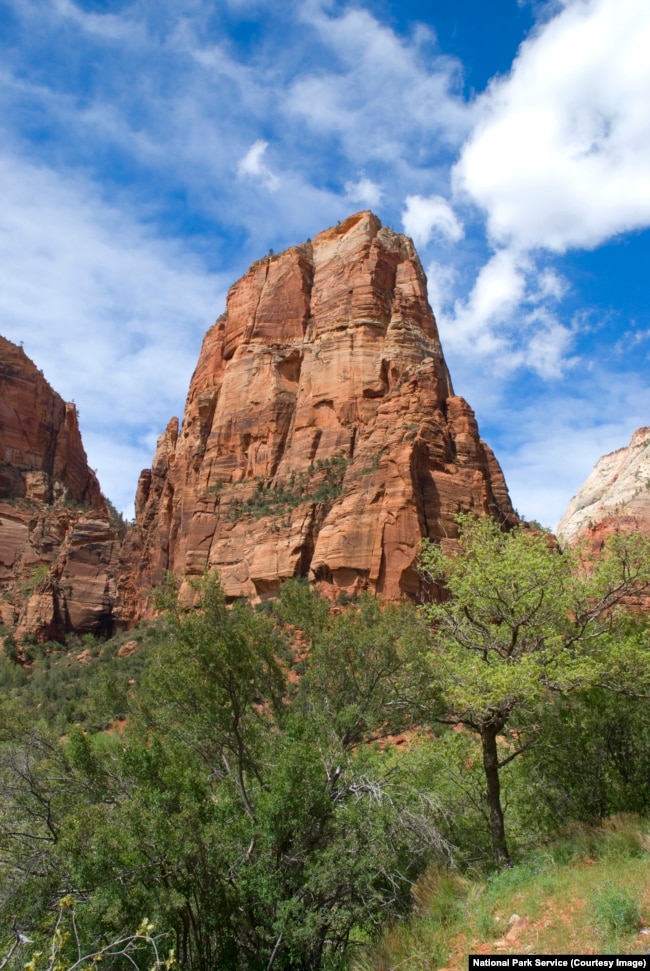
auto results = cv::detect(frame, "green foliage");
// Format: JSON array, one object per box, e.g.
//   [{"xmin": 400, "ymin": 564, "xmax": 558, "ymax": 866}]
[
  {"xmin": 298, "ymin": 594, "xmax": 433, "ymax": 749},
  {"xmin": 355, "ymin": 816, "xmax": 650, "ymax": 969},
  {"xmin": 113, "ymin": 576, "xmax": 444, "ymax": 969},
  {"xmin": 271, "ymin": 577, "xmax": 331, "ymax": 644},
  {"xmin": 420, "ymin": 515, "xmax": 650, "ymax": 866},
  {"xmin": 2, "ymin": 630, "xmax": 20, "ymax": 663},
  {"xmin": 0, "ymin": 575, "xmax": 446, "ymax": 971},
  {"xmin": 58, "ymin": 495, "xmax": 92, "ymax": 513},
  {"xmin": 590, "ymin": 882, "xmax": 641, "ymax": 938},
  {"xmin": 510, "ymin": 687, "xmax": 650, "ymax": 827},
  {"xmin": 1, "ymin": 895, "xmax": 176, "ymax": 971},
  {"xmin": 225, "ymin": 455, "xmax": 350, "ymax": 521},
  {"xmin": 0, "ymin": 626, "xmax": 154, "ymax": 732},
  {"xmin": 105, "ymin": 497, "xmax": 130, "ymax": 530},
  {"xmin": 18, "ymin": 564, "xmax": 50, "ymax": 597},
  {"xmin": 4, "ymin": 541, "xmax": 650, "ymax": 970},
  {"xmin": 206, "ymin": 477, "xmax": 225, "ymax": 496}
]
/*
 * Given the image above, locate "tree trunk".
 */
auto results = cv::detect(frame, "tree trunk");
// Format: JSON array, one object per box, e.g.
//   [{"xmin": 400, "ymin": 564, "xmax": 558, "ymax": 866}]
[{"xmin": 481, "ymin": 725, "xmax": 511, "ymax": 868}]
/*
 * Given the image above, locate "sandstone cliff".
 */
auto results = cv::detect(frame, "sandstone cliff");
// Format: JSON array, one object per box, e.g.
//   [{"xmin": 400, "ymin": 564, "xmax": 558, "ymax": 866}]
[
  {"xmin": 120, "ymin": 211, "xmax": 517, "ymax": 617},
  {"xmin": 0, "ymin": 336, "xmax": 121, "ymax": 641},
  {"xmin": 557, "ymin": 426, "xmax": 650, "ymax": 546}
]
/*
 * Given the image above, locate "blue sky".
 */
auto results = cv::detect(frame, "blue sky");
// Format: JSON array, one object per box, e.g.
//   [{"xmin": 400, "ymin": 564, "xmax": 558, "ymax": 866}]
[{"xmin": 1, "ymin": 0, "xmax": 649, "ymax": 528}]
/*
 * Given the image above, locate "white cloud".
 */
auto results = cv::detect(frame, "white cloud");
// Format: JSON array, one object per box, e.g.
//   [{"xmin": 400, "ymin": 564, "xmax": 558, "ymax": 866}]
[
  {"xmin": 455, "ymin": 0, "xmax": 650, "ymax": 252},
  {"xmin": 533, "ymin": 268, "xmax": 568, "ymax": 302},
  {"xmin": 288, "ymin": 4, "xmax": 472, "ymax": 163},
  {"xmin": 402, "ymin": 194, "xmax": 463, "ymax": 246},
  {"xmin": 344, "ymin": 176, "xmax": 382, "ymax": 209},
  {"xmin": 237, "ymin": 139, "xmax": 280, "ymax": 191},
  {"xmin": 435, "ymin": 248, "xmax": 578, "ymax": 382},
  {"xmin": 523, "ymin": 309, "xmax": 577, "ymax": 379},
  {"xmin": 452, "ymin": 249, "xmax": 527, "ymax": 341}
]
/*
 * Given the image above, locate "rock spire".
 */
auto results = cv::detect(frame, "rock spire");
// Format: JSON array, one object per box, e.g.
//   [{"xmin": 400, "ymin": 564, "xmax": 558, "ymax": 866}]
[{"xmin": 119, "ymin": 211, "xmax": 517, "ymax": 616}]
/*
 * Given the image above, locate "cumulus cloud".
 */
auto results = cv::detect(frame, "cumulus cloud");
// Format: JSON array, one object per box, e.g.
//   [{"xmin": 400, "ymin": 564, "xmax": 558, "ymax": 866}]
[
  {"xmin": 344, "ymin": 176, "xmax": 382, "ymax": 208},
  {"xmin": 402, "ymin": 194, "xmax": 463, "ymax": 246},
  {"xmin": 450, "ymin": 250, "xmax": 527, "ymax": 347},
  {"xmin": 455, "ymin": 0, "xmax": 650, "ymax": 252},
  {"xmin": 435, "ymin": 248, "xmax": 577, "ymax": 381}
]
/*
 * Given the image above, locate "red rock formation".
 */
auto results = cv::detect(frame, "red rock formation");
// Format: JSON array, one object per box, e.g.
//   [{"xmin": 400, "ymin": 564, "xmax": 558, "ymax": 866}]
[
  {"xmin": 0, "ymin": 336, "xmax": 121, "ymax": 641},
  {"xmin": 120, "ymin": 211, "xmax": 517, "ymax": 618},
  {"xmin": 557, "ymin": 426, "xmax": 650, "ymax": 546}
]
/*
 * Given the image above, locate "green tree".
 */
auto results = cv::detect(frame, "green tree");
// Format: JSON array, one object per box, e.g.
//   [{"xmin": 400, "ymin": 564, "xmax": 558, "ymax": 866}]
[
  {"xmin": 0, "ymin": 705, "xmax": 84, "ymax": 933},
  {"xmin": 511, "ymin": 683, "xmax": 650, "ymax": 827},
  {"xmin": 0, "ymin": 899, "xmax": 175, "ymax": 971},
  {"xmin": 420, "ymin": 516, "xmax": 650, "ymax": 867},
  {"xmin": 297, "ymin": 593, "xmax": 435, "ymax": 750},
  {"xmin": 52, "ymin": 575, "xmax": 446, "ymax": 971}
]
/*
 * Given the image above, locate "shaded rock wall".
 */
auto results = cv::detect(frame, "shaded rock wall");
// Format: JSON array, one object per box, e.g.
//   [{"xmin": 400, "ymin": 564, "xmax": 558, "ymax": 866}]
[{"xmin": 0, "ymin": 336, "xmax": 121, "ymax": 641}]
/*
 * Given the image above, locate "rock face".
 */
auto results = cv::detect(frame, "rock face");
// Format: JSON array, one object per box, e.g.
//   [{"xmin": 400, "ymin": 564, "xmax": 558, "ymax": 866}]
[
  {"xmin": 0, "ymin": 336, "xmax": 121, "ymax": 641},
  {"xmin": 557, "ymin": 427, "xmax": 650, "ymax": 546},
  {"xmin": 120, "ymin": 211, "xmax": 517, "ymax": 617}
]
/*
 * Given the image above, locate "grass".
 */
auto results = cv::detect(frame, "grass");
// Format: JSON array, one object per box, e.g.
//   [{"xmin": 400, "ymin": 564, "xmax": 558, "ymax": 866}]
[
  {"xmin": 351, "ymin": 816, "xmax": 650, "ymax": 971},
  {"xmin": 590, "ymin": 882, "xmax": 642, "ymax": 938}
]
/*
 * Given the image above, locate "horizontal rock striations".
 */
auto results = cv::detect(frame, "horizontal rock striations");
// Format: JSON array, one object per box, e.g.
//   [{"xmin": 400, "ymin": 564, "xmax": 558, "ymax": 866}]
[
  {"xmin": 557, "ymin": 426, "xmax": 650, "ymax": 546},
  {"xmin": 120, "ymin": 211, "xmax": 518, "ymax": 617},
  {"xmin": 0, "ymin": 336, "xmax": 121, "ymax": 641}
]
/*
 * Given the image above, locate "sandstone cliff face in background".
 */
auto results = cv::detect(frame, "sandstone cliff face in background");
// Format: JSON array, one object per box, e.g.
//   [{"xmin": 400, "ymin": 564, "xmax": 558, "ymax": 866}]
[
  {"xmin": 557, "ymin": 426, "xmax": 650, "ymax": 546},
  {"xmin": 0, "ymin": 336, "xmax": 121, "ymax": 641},
  {"xmin": 120, "ymin": 211, "xmax": 517, "ymax": 619}
]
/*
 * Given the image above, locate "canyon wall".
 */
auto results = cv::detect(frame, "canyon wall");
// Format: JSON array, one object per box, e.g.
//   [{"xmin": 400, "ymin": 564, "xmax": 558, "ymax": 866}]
[
  {"xmin": 119, "ymin": 211, "xmax": 517, "ymax": 619},
  {"xmin": 0, "ymin": 336, "xmax": 121, "ymax": 641},
  {"xmin": 1, "ymin": 212, "xmax": 520, "ymax": 639},
  {"xmin": 558, "ymin": 426, "xmax": 650, "ymax": 546}
]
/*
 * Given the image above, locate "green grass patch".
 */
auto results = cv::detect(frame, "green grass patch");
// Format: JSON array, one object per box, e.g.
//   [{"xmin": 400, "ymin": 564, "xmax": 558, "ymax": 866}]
[
  {"xmin": 224, "ymin": 454, "xmax": 350, "ymax": 521},
  {"xmin": 590, "ymin": 882, "xmax": 641, "ymax": 939},
  {"xmin": 351, "ymin": 816, "xmax": 650, "ymax": 971}
]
